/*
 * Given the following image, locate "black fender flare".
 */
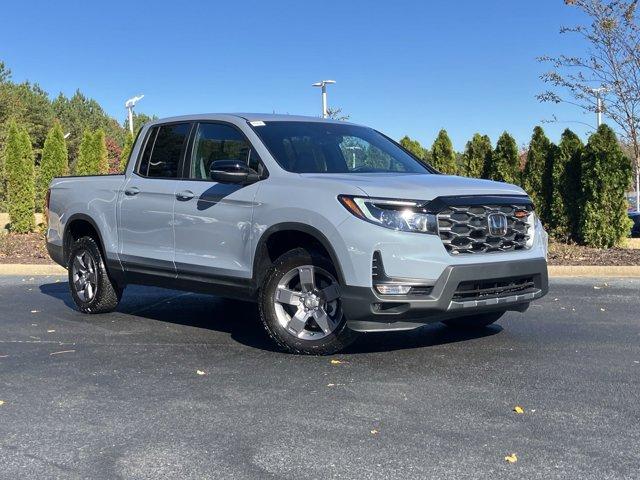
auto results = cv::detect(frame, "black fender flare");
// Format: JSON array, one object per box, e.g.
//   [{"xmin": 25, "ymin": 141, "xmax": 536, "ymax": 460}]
[
  {"xmin": 63, "ymin": 213, "xmax": 108, "ymax": 265},
  {"xmin": 252, "ymin": 222, "xmax": 346, "ymax": 286}
]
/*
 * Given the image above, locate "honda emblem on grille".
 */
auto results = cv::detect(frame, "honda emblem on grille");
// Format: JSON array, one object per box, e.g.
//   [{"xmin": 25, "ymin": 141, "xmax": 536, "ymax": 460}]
[{"xmin": 487, "ymin": 212, "xmax": 508, "ymax": 236}]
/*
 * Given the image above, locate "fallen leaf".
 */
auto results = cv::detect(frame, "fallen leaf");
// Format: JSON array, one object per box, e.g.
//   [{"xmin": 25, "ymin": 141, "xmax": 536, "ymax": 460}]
[
  {"xmin": 513, "ymin": 405, "xmax": 524, "ymax": 414},
  {"xmin": 370, "ymin": 429, "xmax": 379, "ymax": 435},
  {"xmin": 330, "ymin": 359, "xmax": 343, "ymax": 365},
  {"xmin": 504, "ymin": 453, "xmax": 518, "ymax": 463},
  {"xmin": 196, "ymin": 370, "xmax": 206, "ymax": 375},
  {"xmin": 49, "ymin": 350, "xmax": 75, "ymax": 356}
]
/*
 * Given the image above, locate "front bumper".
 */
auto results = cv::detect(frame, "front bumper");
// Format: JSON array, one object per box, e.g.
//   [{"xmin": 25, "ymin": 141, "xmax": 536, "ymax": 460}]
[{"xmin": 341, "ymin": 257, "xmax": 548, "ymax": 332}]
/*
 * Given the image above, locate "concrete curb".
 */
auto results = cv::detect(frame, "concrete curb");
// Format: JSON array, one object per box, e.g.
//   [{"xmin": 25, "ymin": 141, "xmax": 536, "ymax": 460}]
[
  {"xmin": 547, "ymin": 265, "xmax": 640, "ymax": 277},
  {"xmin": 0, "ymin": 263, "xmax": 639, "ymax": 278},
  {"xmin": 0, "ymin": 264, "xmax": 67, "ymax": 276}
]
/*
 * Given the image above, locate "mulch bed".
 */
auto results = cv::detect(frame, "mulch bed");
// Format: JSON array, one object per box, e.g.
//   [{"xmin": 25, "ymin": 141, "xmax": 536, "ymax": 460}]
[
  {"xmin": 547, "ymin": 241, "xmax": 640, "ymax": 266},
  {"xmin": 0, "ymin": 232, "xmax": 51, "ymax": 264},
  {"xmin": 1, "ymin": 233, "xmax": 640, "ymax": 266}
]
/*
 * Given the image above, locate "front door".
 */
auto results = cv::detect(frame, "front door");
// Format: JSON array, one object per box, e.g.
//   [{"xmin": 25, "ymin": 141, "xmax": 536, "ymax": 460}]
[
  {"xmin": 173, "ymin": 122, "xmax": 264, "ymax": 281},
  {"xmin": 118, "ymin": 122, "xmax": 192, "ymax": 278}
]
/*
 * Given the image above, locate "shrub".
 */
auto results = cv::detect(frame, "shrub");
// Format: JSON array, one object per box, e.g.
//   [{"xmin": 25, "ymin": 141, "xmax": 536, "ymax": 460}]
[
  {"xmin": 462, "ymin": 133, "xmax": 491, "ymax": 178},
  {"xmin": 119, "ymin": 131, "xmax": 134, "ymax": 172},
  {"xmin": 521, "ymin": 126, "xmax": 553, "ymax": 221},
  {"xmin": 549, "ymin": 129, "xmax": 583, "ymax": 240},
  {"xmin": 74, "ymin": 128, "xmax": 108, "ymax": 175},
  {"xmin": 36, "ymin": 121, "xmax": 68, "ymax": 212},
  {"xmin": 430, "ymin": 129, "xmax": 457, "ymax": 174},
  {"xmin": 94, "ymin": 129, "xmax": 109, "ymax": 174},
  {"xmin": 4, "ymin": 120, "xmax": 35, "ymax": 233},
  {"xmin": 484, "ymin": 131, "xmax": 520, "ymax": 184},
  {"xmin": 578, "ymin": 125, "xmax": 632, "ymax": 247}
]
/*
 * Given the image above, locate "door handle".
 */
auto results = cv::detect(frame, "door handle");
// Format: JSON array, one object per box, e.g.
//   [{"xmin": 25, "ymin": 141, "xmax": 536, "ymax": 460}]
[
  {"xmin": 176, "ymin": 190, "xmax": 195, "ymax": 201},
  {"xmin": 124, "ymin": 187, "xmax": 140, "ymax": 196}
]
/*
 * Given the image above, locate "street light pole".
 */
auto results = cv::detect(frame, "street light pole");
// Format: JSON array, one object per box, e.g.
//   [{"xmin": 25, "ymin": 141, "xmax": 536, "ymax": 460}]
[
  {"xmin": 312, "ymin": 80, "xmax": 336, "ymax": 118},
  {"xmin": 590, "ymin": 87, "xmax": 606, "ymax": 127},
  {"xmin": 124, "ymin": 95, "xmax": 145, "ymax": 135}
]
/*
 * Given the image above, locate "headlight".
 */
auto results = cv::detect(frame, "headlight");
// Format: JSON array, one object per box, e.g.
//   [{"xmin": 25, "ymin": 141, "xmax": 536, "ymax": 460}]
[{"xmin": 338, "ymin": 195, "xmax": 438, "ymax": 234}]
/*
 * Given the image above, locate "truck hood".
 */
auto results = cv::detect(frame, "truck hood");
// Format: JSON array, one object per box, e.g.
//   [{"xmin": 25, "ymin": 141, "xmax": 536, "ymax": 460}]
[{"xmin": 299, "ymin": 173, "xmax": 527, "ymax": 201}]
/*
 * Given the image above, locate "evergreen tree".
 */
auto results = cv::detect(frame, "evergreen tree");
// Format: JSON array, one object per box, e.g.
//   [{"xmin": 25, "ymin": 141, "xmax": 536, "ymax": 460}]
[
  {"xmin": 550, "ymin": 129, "xmax": 583, "ymax": 240},
  {"xmin": 578, "ymin": 125, "xmax": 632, "ymax": 248},
  {"xmin": 74, "ymin": 129, "xmax": 96, "ymax": 175},
  {"xmin": 399, "ymin": 135, "xmax": 426, "ymax": 160},
  {"xmin": 521, "ymin": 126, "xmax": 553, "ymax": 220},
  {"xmin": 119, "ymin": 131, "xmax": 135, "ymax": 171},
  {"xmin": 4, "ymin": 121, "xmax": 35, "ymax": 233},
  {"xmin": 430, "ymin": 129, "xmax": 457, "ymax": 174},
  {"xmin": 73, "ymin": 129, "xmax": 108, "ymax": 175},
  {"xmin": 484, "ymin": 132, "xmax": 520, "ymax": 184},
  {"xmin": 36, "ymin": 121, "xmax": 68, "ymax": 212},
  {"xmin": 94, "ymin": 128, "xmax": 109, "ymax": 174},
  {"xmin": 462, "ymin": 133, "xmax": 491, "ymax": 178}
]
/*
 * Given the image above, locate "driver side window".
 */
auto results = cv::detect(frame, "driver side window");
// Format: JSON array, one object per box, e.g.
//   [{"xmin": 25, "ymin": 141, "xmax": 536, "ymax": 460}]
[{"xmin": 189, "ymin": 123, "xmax": 262, "ymax": 179}]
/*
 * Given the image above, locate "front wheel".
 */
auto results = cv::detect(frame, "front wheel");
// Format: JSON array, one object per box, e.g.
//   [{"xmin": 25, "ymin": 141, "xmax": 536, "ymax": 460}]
[
  {"xmin": 259, "ymin": 248, "xmax": 359, "ymax": 355},
  {"xmin": 442, "ymin": 311, "xmax": 505, "ymax": 330}
]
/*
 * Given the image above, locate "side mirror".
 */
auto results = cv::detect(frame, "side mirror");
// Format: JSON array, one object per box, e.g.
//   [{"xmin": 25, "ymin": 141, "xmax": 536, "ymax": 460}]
[{"xmin": 209, "ymin": 160, "xmax": 260, "ymax": 185}]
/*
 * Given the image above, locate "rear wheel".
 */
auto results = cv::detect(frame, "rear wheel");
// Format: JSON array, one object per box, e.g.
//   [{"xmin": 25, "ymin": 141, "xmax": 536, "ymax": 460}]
[
  {"xmin": 68, "ymin": 236, "xmax": 122, "ymax": 314},
  {"xmin": 259, "ymin": 248, "xmax": 358, "ymax": 355},
  {"xmin": 442, "ymin": 311, "xmax": 505, "ymax": 330}
]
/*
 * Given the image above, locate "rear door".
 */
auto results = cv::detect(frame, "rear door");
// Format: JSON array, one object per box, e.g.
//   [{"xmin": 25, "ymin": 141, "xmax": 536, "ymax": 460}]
[
  {"xmin": 173, "ymin": 122, "xmax": 265, "ymax": 281},
  {"xmin": 118, "ymin": 122, "xmax": 192, "ymax": 278}
]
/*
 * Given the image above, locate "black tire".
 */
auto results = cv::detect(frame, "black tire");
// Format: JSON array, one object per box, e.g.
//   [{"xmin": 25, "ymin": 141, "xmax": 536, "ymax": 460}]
[
  {"xmin": 68, "ymin": 236, "xmax": 122, "ymax": 314},
  {"xmin": 259, "ymin": 247, "xmax": 359, "ymax": 355},
  {"xmin": 442, "ymin": 311, "xmax": 505, "ymax": 330}
]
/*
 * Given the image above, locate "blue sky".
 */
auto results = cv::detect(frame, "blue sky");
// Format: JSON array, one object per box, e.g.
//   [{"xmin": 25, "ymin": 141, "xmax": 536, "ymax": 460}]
[{"xmin": 1, "ymin": 0, "xmax": 592, "ymax": 150}]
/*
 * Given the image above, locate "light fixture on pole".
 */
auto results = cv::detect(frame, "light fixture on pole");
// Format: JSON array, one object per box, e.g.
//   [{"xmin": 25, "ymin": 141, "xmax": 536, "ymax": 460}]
[
  {"xmin": 589, "ymin": 87, "xmax": 606, "ymax": 127},
  {"xmin": 312, "ymin": 80, "xmax": 336, "ymax": 118},
  {"xmin": 125, "ymin": 95, "xmax": 145, "ymax": 135}
]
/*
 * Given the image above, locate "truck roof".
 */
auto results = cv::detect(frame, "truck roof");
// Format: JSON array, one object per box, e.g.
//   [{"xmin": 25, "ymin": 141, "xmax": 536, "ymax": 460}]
[{"xmin": 145, "ymin": 113, "xmax": 359, "ymax": 127}]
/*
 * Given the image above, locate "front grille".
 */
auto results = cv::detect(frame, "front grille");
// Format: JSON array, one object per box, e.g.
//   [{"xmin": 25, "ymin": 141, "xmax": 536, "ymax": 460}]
[
  {"xmin": 453, "ymin": 276, "xmax": 537, "ymax": 301},
  {"xmin": 437, "ymin": 204, "xmax": 533, "ymax": 255}
]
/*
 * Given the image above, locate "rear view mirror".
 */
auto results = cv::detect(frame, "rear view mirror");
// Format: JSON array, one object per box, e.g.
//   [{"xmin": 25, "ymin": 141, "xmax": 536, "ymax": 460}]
[{"xmin": 209, "ymin": 160, "xmax": 260, "ymax": 185}]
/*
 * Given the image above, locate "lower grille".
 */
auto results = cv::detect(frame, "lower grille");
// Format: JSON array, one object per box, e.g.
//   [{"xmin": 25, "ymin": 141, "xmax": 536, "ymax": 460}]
[
  {"xmin": 453, "ymin": 276, "xmax": 537, "ymax": 302},
  {"xmin": 437, "ymin": 204, "xmax": 533, "ymax": 255}
]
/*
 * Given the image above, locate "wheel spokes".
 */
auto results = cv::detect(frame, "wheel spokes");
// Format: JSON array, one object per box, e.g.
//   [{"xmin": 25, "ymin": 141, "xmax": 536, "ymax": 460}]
[
  {"xmin": 298, "ymin": 266, "xmax": 315, "ymax": 292},
  {"xmin": 275, "ymin": 287, "xmax": 302, "ymax": 306},
  {"xmin": 287, "ymin": 308, "xmax": 310, "ymax": 335},
  {"xmin": 312, "ymin": 308, "xmax": 334, "ymax": 334},
  {"xmin": 72, "ymin": 250, "xmax": 97, "ymax": 302}
]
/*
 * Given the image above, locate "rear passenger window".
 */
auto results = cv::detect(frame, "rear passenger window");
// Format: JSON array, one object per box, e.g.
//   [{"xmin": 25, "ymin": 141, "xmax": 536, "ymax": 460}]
[{"xmin": 137, "ymin": 123, "xmax": 191, "ymax": 178}]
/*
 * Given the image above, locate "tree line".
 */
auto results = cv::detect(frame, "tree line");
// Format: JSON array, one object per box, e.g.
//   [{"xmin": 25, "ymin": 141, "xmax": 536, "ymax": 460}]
[
  {"xmin": 0, "ymin": 60, "xmax": 153, "ymax": 214},
  {"xmin": 0, "ymin": 57, "xmax": 632, "ymax": 248},
  {"xmin": 400, "ymin": 125, "xmax": 633, "ymax": 248}
]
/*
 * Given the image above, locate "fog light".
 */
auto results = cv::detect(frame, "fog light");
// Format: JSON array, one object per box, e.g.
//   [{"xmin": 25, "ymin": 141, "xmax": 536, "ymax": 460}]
[{"xmin": 375, "ymin": 284, "xmax": 412, "ymax": 295}]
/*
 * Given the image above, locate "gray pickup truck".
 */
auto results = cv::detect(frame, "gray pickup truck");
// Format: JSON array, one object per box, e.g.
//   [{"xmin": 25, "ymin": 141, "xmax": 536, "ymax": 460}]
[{"xmin": 46, "ymin": 113, "xmax": 549, "ymax": 354}]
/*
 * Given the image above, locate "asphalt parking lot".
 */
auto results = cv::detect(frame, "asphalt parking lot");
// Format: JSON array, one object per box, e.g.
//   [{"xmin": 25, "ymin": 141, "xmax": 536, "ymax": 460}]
[{"xmin": 0, "ymin": 276, "xmax": 639, "ymax": 480}]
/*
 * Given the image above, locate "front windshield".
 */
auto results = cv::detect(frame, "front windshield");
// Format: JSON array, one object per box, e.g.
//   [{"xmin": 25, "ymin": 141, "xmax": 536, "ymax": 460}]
[{"xmin": 252, "ymin": 121, "xmax": 432, "ymax": 174}]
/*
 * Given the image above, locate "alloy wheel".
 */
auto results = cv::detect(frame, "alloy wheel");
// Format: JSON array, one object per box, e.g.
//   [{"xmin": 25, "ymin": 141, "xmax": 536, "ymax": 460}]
[{"xmin": 273, "ymin": 265, "xmax": 342, "ymax": 340}]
